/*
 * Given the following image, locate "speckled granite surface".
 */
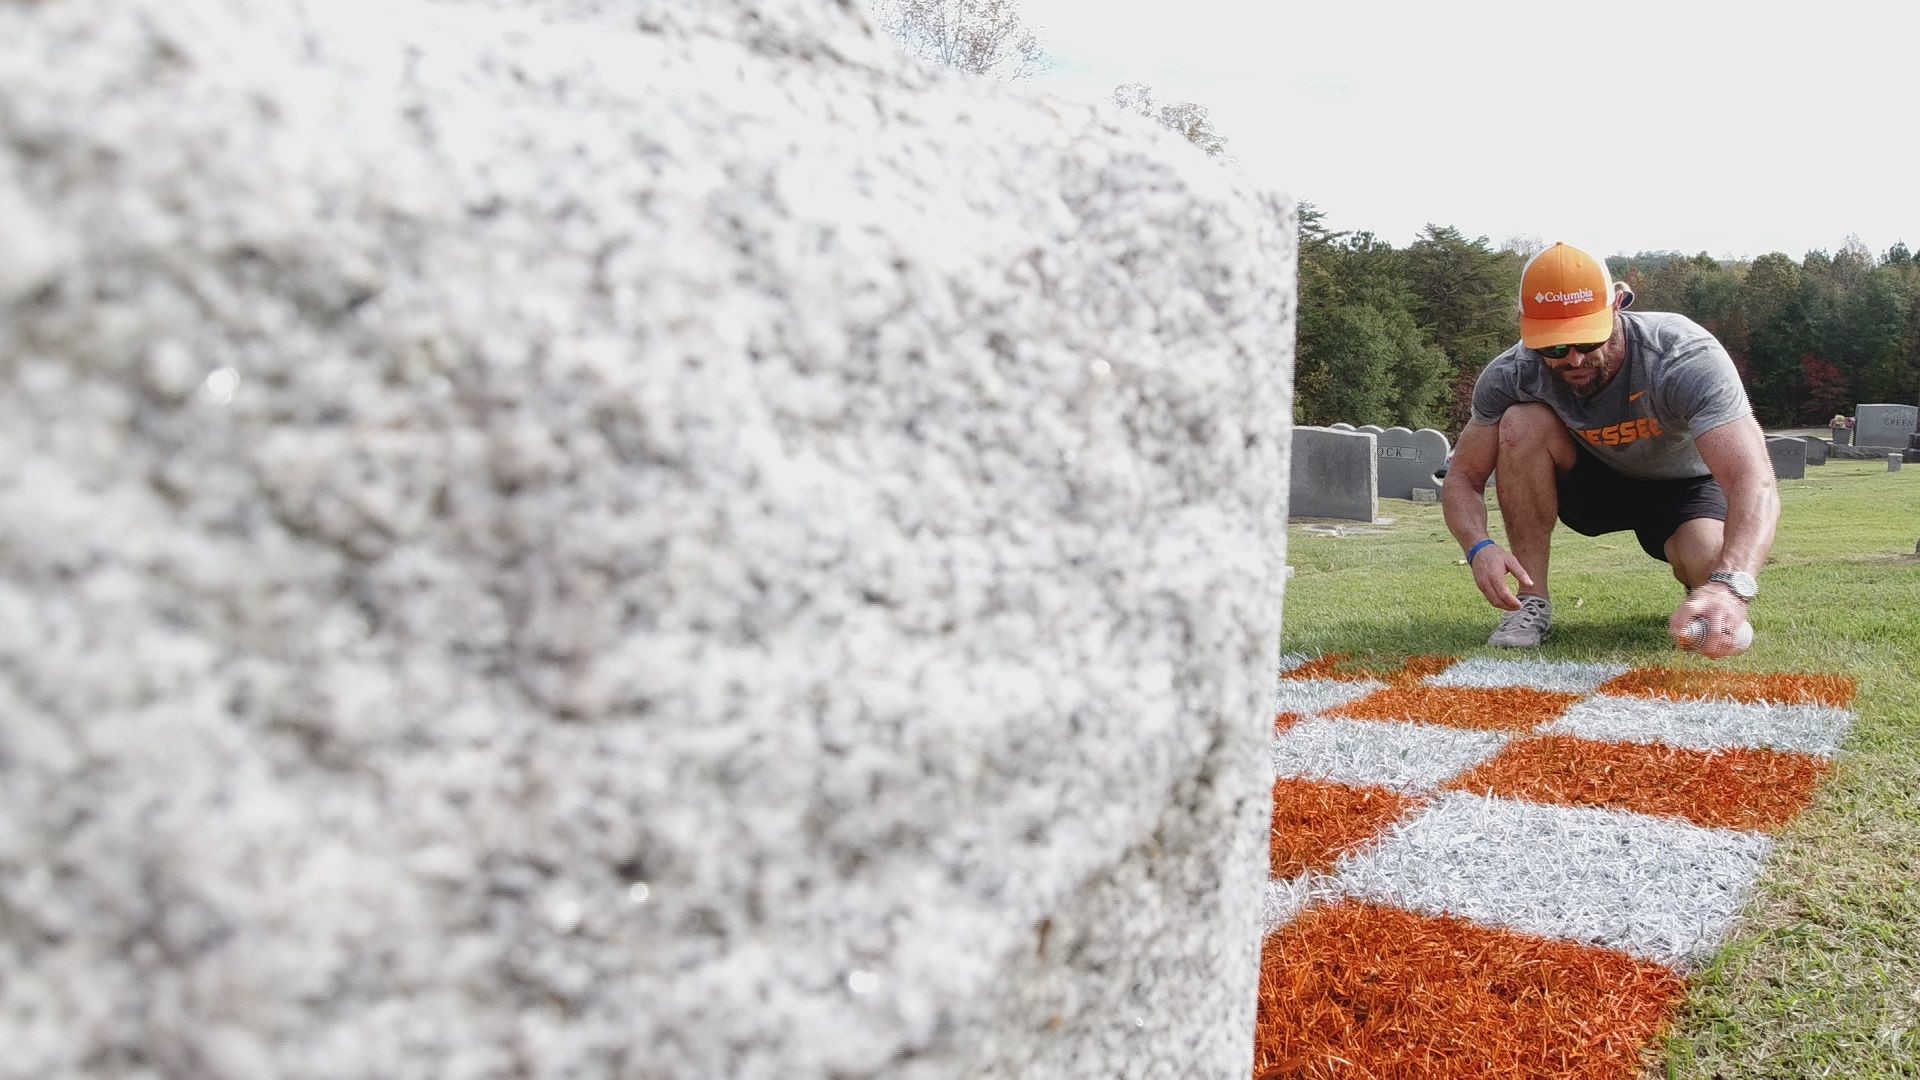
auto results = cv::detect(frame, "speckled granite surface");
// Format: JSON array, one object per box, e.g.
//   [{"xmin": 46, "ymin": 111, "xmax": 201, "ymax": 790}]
[{"xmin": 0, "ymin": 1, "xmax": 1295, "ymax": 1076}]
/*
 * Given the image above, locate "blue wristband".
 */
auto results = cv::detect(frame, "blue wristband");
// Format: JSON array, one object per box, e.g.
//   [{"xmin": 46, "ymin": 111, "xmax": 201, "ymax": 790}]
[{"xmin": 1467, "ymin": 539, "xmax": 1495, "ymax": 565}]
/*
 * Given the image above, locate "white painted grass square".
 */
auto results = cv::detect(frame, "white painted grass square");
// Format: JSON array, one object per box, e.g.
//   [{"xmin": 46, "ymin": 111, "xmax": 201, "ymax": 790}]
[
  {"xmin": 1543, "ymin": 694, "xmax": 1854, "ymax": 757},
  {"xmin": 1331, "ymin": 792, "xmax": 1774, "ymax": 966},
  {"xmin": 1262, "ymin": 873, "xmax": 1340, "ymax": 935},
  {"xmin": 1271, "ymin": 716, "xmax": 1509, "ymax": 793},
  {"xmin": 1424, "ymin": 657, "xmax": 1630, "ymax": 695},
  {"xmin": 1273, "ymin": 677, "xmax": 1387, "ymax": 717}
]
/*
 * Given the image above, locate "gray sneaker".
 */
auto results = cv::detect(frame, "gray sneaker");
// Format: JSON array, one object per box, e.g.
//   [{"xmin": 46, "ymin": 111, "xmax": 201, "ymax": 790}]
[{"xmin": 1488, "ymin": 595, "xmax": 1553, "ymax": 648}]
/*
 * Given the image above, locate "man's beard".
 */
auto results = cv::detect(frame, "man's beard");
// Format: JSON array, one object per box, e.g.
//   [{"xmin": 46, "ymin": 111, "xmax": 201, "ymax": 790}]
[{"xmin": 1552, "ymin": 358, "xmax": 1611, "ymax": 398}]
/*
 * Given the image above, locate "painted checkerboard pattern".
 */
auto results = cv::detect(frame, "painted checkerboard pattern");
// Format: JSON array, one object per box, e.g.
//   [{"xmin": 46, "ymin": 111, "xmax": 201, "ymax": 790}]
[{"xmin": 1256, "ymin": 653, "xmax": 1856, "ymax": 1079}]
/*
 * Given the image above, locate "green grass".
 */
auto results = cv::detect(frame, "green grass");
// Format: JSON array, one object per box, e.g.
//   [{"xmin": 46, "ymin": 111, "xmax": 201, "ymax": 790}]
[{"xmin": 1278, "ymin": 457, "xmax": 1920, "ymax": 1079}]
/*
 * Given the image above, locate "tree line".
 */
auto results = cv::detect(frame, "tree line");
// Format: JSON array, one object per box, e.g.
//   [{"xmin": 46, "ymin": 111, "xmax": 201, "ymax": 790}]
[
  {"xmin": 1615, "ymin": 241, "xmax": 1919, "ymax": 427},
  {"xmin": 1297, "ymin": 217, "xmax": 1919, "ymax": 432},
  {"xmin": 867, "ymin": 1, "xmax": 1919, "ymax": 431}
]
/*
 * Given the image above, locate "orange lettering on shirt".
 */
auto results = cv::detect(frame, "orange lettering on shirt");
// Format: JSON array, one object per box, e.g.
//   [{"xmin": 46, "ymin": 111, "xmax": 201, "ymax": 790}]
[{"xmin": 1574, "ymin": 415, "xmax": 1665, "ymax": 451}]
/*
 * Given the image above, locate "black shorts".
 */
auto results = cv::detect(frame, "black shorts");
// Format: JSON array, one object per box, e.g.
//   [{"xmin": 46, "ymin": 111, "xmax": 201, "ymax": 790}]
[{"xmin": 1556, "ymin": 445, "xmax": 1728, "ymax": 561}]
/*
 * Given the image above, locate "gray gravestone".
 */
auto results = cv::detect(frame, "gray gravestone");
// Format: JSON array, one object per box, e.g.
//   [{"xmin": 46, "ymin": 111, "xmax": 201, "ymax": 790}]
[
  {"xmin": 1802, "ymin": 436, "xmax": 1828, "ymax": 466},
  {"xmin": 1766, "ymin": 436, "xmax": 1808, "ymax": 480},
  {"xmin": 1854, "ymin": 404, "xmax": 1919, "ymax": 448},
  {"xmin": 0, "ymin": 1, "xmax": 1296, "ymax": 1077},
  {"xmin": 1356, "ymin": 424, "xmax": 1384, "ymax": 435},
  {"xmin": 1329, "ymin": 422, "xmax": 1356, "ymax": 431},
  {"xmin": 1290, "ymin": 427, "xmax": 1378, "ymax": 522},
  {"xmin": 1892, "ymin": 455, "xmax": 1906, "ymax": 472},
  {"xmin": 1375, "ymin": 426, "xmax": 1452, "ymax": 501},
  {"xmin": 1831, "ymin": 424, "xmax": 1853, "ymax": 446}
]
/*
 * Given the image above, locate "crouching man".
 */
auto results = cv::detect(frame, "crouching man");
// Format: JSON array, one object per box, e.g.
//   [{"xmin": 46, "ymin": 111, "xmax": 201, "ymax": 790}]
[{"xmin": 1441, "ymin": 241, "xmax": 1778, "ymax": 657}]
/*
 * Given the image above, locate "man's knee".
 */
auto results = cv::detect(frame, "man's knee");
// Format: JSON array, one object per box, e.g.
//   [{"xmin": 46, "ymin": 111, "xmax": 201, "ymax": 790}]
[
  {"xmin": 1665, "ymin": 518, "xmax": 1724, "ymax": 587},
  {"xmin": 1497, "ymin": 404, "xmax": 1573, "ymax": 465}
]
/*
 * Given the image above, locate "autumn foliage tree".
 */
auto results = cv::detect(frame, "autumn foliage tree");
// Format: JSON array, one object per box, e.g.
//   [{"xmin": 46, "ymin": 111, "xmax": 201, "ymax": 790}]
[{"xmin": 1798, "ymin": 356, "xmax": 1853, "ymax": 420}]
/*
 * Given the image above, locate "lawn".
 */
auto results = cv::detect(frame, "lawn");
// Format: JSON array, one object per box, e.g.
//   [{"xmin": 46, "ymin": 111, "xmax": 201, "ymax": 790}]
[{"xmin": 1277, "ymin": 456, "xmax": 1920, "ymax": 1079}]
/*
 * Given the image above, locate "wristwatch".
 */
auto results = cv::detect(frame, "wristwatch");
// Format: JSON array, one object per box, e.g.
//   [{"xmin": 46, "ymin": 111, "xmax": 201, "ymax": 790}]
[{"xmin": 1706, "ymin": 570, "xmax": 1758, "ymax": 603}]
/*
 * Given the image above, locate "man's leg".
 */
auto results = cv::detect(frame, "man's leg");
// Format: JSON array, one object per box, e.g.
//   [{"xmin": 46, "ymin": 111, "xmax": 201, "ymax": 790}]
[
  {"xmin": 1493, "ymin": 403, "xmax": 1579, "ymax": 600},
  {"xmin": 1664, "ymin": 517, "xmax": 1724, "ymax": 590}
]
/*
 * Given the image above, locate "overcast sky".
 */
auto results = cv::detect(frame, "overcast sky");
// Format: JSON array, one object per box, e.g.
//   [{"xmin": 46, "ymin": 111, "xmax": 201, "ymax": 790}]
[{"xmin": 1021, "ymin": 0, "xmax": 1916, "ymax": 261}]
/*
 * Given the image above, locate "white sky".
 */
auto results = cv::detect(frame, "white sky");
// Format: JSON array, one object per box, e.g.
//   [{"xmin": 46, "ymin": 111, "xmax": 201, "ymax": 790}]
[{"xmin": 1022, "ymin": 0, "xmax": 1917, "ymax": 261}]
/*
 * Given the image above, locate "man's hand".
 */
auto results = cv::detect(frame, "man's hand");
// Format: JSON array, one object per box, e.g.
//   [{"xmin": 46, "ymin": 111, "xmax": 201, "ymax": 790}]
[
  {"xmin": 1470, "ymin": 543, "xmax": 1533, "ymax": 611},
  {"xmin": 1669, "ymin": 585, "xmax": 1749, "ymax": 658}
]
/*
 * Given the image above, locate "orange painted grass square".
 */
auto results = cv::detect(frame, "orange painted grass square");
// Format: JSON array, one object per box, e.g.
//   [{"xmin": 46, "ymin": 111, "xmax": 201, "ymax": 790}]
[
  {"xmin": 1282, "ymin": 654, "xmax": 1458, "ymax": 686},
  {"xmin": 1385, "ymin": 655, "xmax": 1458, "ymax": 686},
  {"xmin": 1332, "ymin": 685, "xmax": 1580, "ymax": 733},
  {"xmin": 1270, "ymin": 778, "xmax": 1422, "ymax": 878},
  {"xmin": 1253, "ymin": 900, "xmax": 1686, "ymax": 1080},
  {"xmin": 1446, "ymin": 735, "xmax": 1831, "ymax": 833},
  {"xmin": 1599, "ymin": 667, "xmax": 1855, "ymax": 708},
  {"xmin": 1274, "ymin": 711, "xmax": 1304, "ymax": 735}
]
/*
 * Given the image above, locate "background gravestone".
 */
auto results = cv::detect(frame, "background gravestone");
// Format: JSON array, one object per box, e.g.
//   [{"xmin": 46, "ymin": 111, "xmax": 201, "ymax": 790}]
[
  {"xmin": 1375, "ymin": 427, "xmax": 1451, "ymax": 500},
  {"xmin": 1356, "ymin": 424, "xmax": 1384, "ymax": 435},
  {"xmin": 1802, "ymin": 436, "xmax": 1828, "ymax": 466},
  {"xmin": 1329, "ymin": 422, "xmax": 1357, "ymax": 432},
  {"xmin": 0, "ymin": 1, "xmax": 1297, "ymax": 1077},
  {"xmin": 1853, "ymin": 404, "xmax": 1919, "ymax": 448},
  {"xmin": 1766, "ymin": 436, "xmax": 1808, "ymax": 480},
  {"xmin": 1289, "ymin": 427, "xmax": 1378, "ymax": 523}
]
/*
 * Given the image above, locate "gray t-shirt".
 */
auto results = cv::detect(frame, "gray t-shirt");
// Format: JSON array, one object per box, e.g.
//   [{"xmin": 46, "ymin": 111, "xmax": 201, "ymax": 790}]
[{"xmin": 1468, "ymin": 311, "xmax": 1751, "ymax": 480}]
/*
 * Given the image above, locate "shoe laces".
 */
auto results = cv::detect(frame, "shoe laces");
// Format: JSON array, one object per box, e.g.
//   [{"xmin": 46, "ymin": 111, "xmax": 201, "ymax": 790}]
[{"xmin": 1498, "ymin": 596, "xmax": 1550, "ymax": 631}]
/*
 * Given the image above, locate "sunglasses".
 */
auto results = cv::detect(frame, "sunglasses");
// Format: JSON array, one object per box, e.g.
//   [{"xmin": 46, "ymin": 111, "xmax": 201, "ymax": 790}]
[{"xmin": 1537, "ymin": 341, "xmax": 1607, "ymax": 360}]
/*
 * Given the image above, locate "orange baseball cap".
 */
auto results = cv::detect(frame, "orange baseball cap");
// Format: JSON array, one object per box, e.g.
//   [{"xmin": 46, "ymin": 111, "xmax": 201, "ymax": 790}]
[{"xmin": 1519, "ymin": 241, "xmax": 1616, "ymax": 349}]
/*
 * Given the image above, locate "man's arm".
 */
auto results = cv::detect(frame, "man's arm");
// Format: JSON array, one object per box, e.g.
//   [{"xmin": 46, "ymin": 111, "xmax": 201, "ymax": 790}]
[
  {"xmin": 1441, "ymin": 419, "xmax": 1532, "ymax": 610},
  {"xmin": 1667, "ymin": 415, "xmax": 1780, "ymax": 655},
  {"xmin": 1694, "ymin": 415, "xmax": 1780, "ymax": 575}
]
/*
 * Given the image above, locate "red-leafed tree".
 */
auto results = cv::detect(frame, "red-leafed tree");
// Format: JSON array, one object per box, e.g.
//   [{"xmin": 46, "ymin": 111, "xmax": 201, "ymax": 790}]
[{"xmin": 1797, "ymin": 355, "xmax": 1852, "ymax": 423}]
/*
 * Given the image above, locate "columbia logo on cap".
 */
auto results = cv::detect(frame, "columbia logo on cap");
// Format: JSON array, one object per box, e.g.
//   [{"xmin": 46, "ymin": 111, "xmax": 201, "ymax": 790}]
[{"xmin": 1534, "ymin": 289, "xmax": 1595, "ymax": 305}]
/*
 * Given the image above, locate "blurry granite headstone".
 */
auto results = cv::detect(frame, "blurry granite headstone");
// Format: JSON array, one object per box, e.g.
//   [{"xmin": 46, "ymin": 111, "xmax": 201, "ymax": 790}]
[
  {"xmin": 1765, "ymin": 435, "xmax": 1807, "ymax": 480},
  {"xmin": 0, "ymin": 1, "xmax": 1296, "ymax": 1078},
  {"xmin": 1854, "ymin": 403, "xmax": 1919, "ymax": 448}
]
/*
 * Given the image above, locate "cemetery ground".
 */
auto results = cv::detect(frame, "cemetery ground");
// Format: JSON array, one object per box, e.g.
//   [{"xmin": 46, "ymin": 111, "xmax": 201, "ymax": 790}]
[{"xmin": 1279, "ymin": 456, "xmax": 1920, "ymax": 1079}]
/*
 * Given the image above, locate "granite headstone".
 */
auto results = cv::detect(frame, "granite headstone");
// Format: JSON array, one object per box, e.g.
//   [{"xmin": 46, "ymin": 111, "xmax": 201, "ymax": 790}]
[
  {"xmin": 1375, "ymin": 427, "xmax": 1452, "ymax": 501},
  {"xmin": 1766, "ymin": 436, "xmax": 1808, "ymax": 480},
  {"xmin": 1855, "ymin": 404, "xmax": 1919, "ymax": 448},
  {"xmin": 1290, "ymin": 427, "xmax": 1378, "ymax": 522},
  {"xmin": 0, "ymin": 1, "xmax": 1297, "ymax": 1076}
]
